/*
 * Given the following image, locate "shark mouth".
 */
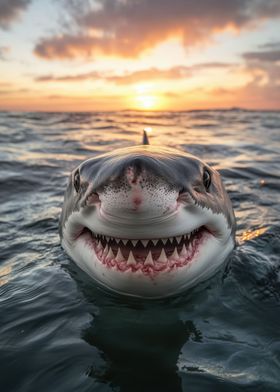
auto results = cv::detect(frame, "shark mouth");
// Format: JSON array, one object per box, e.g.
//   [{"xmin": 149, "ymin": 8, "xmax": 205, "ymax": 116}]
[{"xmin": 81, "ymin": 226, "xmax": 210, "ymax": 275}]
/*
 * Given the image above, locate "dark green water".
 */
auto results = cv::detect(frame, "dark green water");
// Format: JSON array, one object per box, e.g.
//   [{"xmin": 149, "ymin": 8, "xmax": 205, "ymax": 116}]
[{"xmin": 0, "ymin": 110, "xmax": 279, "ymax": 391}]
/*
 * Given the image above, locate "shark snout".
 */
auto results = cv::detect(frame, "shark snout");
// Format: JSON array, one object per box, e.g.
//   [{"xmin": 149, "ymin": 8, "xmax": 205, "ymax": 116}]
[
  {"xmin": 98, "ymin": 166, "xmax": 180, "ymax": 219},
  {"xmin": 99, "ymin": 186, "xmax": 179, "ymax": 219}
]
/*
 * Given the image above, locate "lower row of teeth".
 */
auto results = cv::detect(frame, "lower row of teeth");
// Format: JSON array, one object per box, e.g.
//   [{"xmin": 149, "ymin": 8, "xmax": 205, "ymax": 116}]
[{"xmin": 93, "ymin": 241, "xmax": 198, "ymax": 272}]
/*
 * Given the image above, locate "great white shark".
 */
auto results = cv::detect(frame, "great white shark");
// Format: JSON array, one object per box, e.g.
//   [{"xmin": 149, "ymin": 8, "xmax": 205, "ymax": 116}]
[{"xmin": 59, "ymin": 132, "xmax": 235, "ymax": 298}]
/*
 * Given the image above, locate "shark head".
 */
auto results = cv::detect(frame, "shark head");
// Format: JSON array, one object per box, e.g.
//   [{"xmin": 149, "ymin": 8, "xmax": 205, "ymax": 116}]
[{"xmin": 60, "ymin": 143, "xmax": 235, "ymax": 298}]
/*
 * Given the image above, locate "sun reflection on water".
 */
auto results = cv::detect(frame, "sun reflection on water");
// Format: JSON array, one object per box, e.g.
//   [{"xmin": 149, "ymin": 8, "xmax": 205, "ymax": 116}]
[{"xmin": 241, "ymin": 227, "xmax": 268, "ymax": 242}]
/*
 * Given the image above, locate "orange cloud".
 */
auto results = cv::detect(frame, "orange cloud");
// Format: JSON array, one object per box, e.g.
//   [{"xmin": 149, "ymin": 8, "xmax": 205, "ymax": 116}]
[
  {"xmin": 35, "ymin": 71, "xmax": 101, "ymax": 82},
  {"xmin": 209, "ymin": 78, "xmax": 280, "ymax": 110},
  {"xmin": 34, "ymin": 0, "xmax": 280, "ymax": 60},
  {"xmin": 107, "ymin": 63, "xmax": 234, "ymax": 84},
  {"xmin": 205, "ymin": 48, "xmax": 280, "ymax": 109},
  {"xmin": 35, "ymin": 63, "xmax": 234, "ymax": 84}
]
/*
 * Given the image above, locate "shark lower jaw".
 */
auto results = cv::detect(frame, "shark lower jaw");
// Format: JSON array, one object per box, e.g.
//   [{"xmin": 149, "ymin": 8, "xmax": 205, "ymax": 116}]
[{"xmin": 77, "ymin": 226, "xmax": 211, "ymax": 275}]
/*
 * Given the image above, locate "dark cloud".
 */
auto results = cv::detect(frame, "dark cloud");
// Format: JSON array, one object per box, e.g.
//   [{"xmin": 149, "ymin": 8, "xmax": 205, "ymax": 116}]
[
  {"xmin": 259, "ymin": 41, "xmax": 280, "ymax": 50},
  {"xmin": 242, "ymin": 43, "xmax": 280, "ymax": 74},
  {"xmin": 0, "ymin": 0, "xmax": 31, "ymax": 29},
  {"xmin": 243, "ymin": 50, "xmax": 280, "ymax": 62},
  {"xmin": 34, "ymin": 0, "xmax": 280, "ymax": 59},
  {"xmin": 34, "ymin": 34, "xmax": 131, "ymax": 59},
  {"xmin": 35, "ymin": 62, "xmax": 234, "ymax": 84},
  {"xmin": 241, "ymin": 45, "xmax": 280, "ymax": 99}
]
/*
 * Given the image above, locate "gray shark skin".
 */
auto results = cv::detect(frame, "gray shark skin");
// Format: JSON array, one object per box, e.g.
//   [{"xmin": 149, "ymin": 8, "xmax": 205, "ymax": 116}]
[{"xmin": 60, "ymin": 144, "xmax": 235, "ymax": 298}]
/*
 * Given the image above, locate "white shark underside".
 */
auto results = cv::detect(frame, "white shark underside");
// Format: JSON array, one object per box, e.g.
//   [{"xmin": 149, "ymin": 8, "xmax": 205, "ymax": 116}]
[{"xmin": 60, "ymin": 145, "xmax": 235, "ymax": 298}]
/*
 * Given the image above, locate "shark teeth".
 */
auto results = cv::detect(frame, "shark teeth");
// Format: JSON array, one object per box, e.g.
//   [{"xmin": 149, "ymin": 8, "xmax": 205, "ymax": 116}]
[
  {"xmin": 103, "ymin": 244, "xmax": 108, "ymax": 255},
  {"xmin": 90, "ymin": 227, "xmax": 205, "ymax": 271},
  {"xmin": 96, "ymin": 240, "xmax": 102, "ymax": 251},
  {"xmin": 180, "ymin": 244, "xmax": 188, "ymax": 257},
  {"xmin": 176, "ymin": 236, "xmax": 182, "ymax": 244},
  {"xmin": 106, "ymin": 247, "xmax": 114, "ymax": 260},
  {"xmin": 171, "ymin": 247, "xmax": 180, "ymax": 260},
  {"xmin": 158, "ymin": 248, "xmax": 168, "ymax": 263},
  {"xmin": 115, "ymin": 248, "xmax": 124, "ymax": 262},
  {"xmin": 144, "ymin": 251, "xmax": 154, "ymax": 266},
  {"xmin": 127, "ymin": 251, "xmax": 137, "ymax": 265},
  {"xmin": 141, "ymin": 239, "xmax": 149, "ymax": 247}
]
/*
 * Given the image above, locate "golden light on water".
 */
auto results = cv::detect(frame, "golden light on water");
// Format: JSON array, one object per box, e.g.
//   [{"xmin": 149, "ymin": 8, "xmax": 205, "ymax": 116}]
[
  {"xmin": 241, "ymin": 227, "xmax": 268, "ymax": 242},
  {"xmin": 0, "ymin": 265, "xmax": 12, "ymax": 287}
]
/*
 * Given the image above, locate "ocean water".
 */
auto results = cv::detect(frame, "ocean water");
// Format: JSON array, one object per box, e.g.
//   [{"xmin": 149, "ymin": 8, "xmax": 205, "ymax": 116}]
[{"xmin": 0, "ymin": 110, "xmax": 280, "ymax": 392}]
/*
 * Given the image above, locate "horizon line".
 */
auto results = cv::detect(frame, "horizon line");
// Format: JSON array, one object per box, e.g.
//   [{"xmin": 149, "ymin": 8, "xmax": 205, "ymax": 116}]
[{"xmin": 0, "ymin": 107, "xmax": 280, "ymax": 114}]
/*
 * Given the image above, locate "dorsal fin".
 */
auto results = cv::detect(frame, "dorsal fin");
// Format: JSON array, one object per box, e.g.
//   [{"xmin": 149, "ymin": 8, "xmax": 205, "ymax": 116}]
[{"xmin": 142, "ymin": 130, "xmax": 150, "ymax": 145}]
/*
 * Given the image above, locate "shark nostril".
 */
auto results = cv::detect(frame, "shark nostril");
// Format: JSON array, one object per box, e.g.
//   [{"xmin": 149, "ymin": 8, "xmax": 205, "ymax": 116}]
[{"xmin": 86, "ymin": 192, "xmax": 100, "ymax": 205}]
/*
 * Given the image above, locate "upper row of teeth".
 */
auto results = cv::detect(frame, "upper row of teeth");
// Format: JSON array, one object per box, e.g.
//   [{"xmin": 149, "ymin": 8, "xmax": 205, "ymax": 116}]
[{"xmin": 94, "ymin": 232, "xmax": 198, "ymax": 247}]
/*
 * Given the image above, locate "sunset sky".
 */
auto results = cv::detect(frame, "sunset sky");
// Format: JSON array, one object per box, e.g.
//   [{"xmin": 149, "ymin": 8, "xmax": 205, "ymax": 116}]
[{"xmin": 0, "ymin": 0, "xmax": 279, "ymax": 111}]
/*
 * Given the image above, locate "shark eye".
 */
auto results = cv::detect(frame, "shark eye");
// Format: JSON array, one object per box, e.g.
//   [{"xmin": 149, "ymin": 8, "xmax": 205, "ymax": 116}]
[
  {"xmin": 73, "ymin": 170, "xmax": 80, "ymax": 193},
  {"xmin": 203, "ymin": 169, "xmax": 211, "ymax": 191}
]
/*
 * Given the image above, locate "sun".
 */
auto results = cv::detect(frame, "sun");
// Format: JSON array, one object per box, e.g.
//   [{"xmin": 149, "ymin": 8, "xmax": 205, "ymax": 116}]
[
  {"xmin": 136, "ymin": 94, "xmax": 157, "ymax": 110},
  {"xmin": 132, "ymin": 83, "xmax": 161, "ymax": 110}
]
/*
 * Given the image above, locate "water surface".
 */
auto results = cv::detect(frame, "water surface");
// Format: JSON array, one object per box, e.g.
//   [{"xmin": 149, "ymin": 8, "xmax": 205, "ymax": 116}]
[{"xmin": 0, "ymin": 110, "xmax": 280, "ymax": 391}]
